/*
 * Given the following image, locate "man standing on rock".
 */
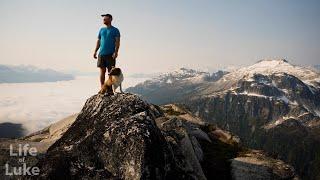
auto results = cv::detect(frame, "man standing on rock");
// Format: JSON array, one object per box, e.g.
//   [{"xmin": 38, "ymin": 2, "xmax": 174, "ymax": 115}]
[{"xmin": 93, "ymin": 14, "xmax": 120, "ymax": 88}]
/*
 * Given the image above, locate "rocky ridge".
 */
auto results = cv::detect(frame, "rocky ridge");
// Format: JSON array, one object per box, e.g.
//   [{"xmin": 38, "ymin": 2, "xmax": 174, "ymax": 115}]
[{"xmin": 0, "ymin": 93, "xmax": 297, "ymax": 179}]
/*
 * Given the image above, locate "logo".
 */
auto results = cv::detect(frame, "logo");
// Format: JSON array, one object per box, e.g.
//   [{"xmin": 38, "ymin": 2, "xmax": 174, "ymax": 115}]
[{"xmin": 4, "ymin": 143, "xmax": 40, "ymax": 176}]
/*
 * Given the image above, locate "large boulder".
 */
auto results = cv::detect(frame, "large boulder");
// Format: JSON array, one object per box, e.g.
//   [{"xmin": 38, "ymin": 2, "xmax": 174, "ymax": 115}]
[{"xmin": 33, "ymin": 93, "xmax": 184, "ymax": 179}]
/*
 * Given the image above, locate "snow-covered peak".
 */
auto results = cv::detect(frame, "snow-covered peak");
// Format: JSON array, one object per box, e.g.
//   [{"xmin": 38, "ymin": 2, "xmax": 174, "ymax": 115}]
[
  {"xmin": 131, "ymin": 67, "xmax": 211, "ymax": 85},
  {"xmin": 221, "ymin": 59, "xmax": 319, "ymax": 83},
  {"xmin": 156, "ymin": 67, "xmax": 209, "ymax": 83},
  {"xmin": 170, "ymin": 67, "xmax": 208, "ymax": 77}
]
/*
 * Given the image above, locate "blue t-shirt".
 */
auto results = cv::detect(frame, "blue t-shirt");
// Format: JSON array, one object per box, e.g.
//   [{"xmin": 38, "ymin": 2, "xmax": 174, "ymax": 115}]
[{"xmin": 98, "ymin": 26, "xmax": 120, "ymax": 55}]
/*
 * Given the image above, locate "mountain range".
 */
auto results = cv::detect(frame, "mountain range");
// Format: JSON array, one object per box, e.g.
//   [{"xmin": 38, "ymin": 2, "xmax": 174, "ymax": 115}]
[
  {"xmin": 0, "ymin": 64, "xmax": 74, "ymax": 83},
  {"xmin": 127, "ymin": 59, "xmax": 320, "ymax": 179}
]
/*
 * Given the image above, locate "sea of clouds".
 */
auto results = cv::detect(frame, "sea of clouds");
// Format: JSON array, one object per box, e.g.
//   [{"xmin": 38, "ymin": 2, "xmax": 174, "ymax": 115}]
[{"xmin": 0, "ymin": 76, "xmax": 147, "ymax": 135}]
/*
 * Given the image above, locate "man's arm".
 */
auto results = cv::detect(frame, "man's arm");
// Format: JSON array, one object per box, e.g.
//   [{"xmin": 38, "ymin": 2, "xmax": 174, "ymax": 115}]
[
  {"xmin": 113, "ymin": 37, "xmax": 120, "ymax": 59},
  {"xmin": 93, "ymin": 39, "xmax": 100, "ymax": 59}
]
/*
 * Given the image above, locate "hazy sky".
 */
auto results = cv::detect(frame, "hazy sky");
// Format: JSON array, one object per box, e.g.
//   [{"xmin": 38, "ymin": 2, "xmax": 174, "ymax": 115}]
[{"xmin": 0, "ymin": 0, "xmax": 319, "ymax": 74}]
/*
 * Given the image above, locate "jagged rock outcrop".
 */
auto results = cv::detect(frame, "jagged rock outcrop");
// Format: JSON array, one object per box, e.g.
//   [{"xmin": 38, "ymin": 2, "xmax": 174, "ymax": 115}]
[
  {"xmin": 32, "ymin": 93, "xmax": 185, "ymax": 179},
  {"xmin": 158, "ymin": 104, "xmax": 297, "ymax": 180}
]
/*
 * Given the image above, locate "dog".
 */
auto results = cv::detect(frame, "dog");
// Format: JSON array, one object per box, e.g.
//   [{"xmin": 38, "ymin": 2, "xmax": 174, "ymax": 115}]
[{"xmin": 99, "ymin": 67, "xmax": 124, "ymax": 95}]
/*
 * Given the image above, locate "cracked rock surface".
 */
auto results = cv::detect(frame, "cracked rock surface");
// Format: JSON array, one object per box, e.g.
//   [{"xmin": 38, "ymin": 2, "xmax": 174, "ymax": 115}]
[{"xmin": 32, "ymin": 93, "xmax": 185, "ymax": 179}]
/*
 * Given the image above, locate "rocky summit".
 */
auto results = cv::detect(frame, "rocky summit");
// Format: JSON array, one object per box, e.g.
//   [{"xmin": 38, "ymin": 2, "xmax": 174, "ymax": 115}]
[
  {"xmin": 0, "ymin": 93, "xmax": 298, "ymax": 179},
  {"xmin": 13, "ymin": 93, "xmax": 297, "ymax": 180},
  {"xmin": 31, "ymin": 93, "xmax": 182, "ymax": 179}
]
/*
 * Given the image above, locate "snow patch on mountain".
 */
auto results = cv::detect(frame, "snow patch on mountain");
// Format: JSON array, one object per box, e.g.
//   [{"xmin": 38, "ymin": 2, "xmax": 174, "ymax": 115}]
[
  {"xmin": 235, "ymin": 91, "xmax": 268, "ymax": 98},
  {"xmin": 314, "ymin": 110, "xmax": 320, "ymax": 117}
]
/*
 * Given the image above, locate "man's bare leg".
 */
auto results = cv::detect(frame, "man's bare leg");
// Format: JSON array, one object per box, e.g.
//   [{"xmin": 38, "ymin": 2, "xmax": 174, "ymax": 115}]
[{"xmin": 100, "ymin": 67, "xmax": 106, "ymax": 88}]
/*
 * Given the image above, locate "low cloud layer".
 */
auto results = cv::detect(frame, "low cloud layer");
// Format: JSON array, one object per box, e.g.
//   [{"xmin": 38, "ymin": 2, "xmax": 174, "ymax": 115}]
[{"xmin": 0, "ymin": 76, "xmax": 147, "ymax": 135}]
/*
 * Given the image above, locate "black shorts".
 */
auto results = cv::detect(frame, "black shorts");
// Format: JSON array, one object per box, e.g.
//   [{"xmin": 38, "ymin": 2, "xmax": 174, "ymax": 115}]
[{"xmin": 97, "ymin": 54, "xmax": 116, "ymax": 72}]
